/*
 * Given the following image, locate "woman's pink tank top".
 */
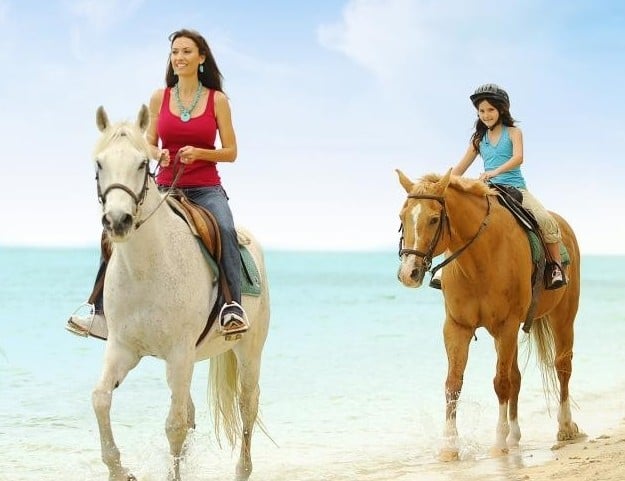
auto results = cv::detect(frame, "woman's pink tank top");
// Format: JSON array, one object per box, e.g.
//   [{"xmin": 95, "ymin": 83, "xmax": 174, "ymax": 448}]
[{"xmin": 156, "ymin": 87, "xmax": 221, "ymax": 187}]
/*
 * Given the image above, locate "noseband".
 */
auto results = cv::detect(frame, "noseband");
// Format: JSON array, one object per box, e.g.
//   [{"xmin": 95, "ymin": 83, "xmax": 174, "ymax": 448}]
[
  {"xmin": 96, "ymin": 154, "xmax": 187, "ymax": 230},
  {"xmin": 398, "ymin": 194, "xmax": 446, "ymax": 272},
  {"xmin": 398, "ymin": 192, "xmax": 492, "ymax": 277},
  {"xmin": 97, "ymin": 159, "xmax": 151, "ymax": 209}
]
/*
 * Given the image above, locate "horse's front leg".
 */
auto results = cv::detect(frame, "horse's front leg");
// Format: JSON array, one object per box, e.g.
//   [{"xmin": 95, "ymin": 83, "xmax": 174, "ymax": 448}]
[
  {"xmin": 92, "ymin": 344, "xmax": 140, "ymax": 481},
  {"xmin": 165, "ymin": 351, "xmax": 195, "ymax": 481},
  {"xmin": 491, "ymin": 330, "xmax": 519, "ymax": 456},
  {"xmin": 506, "ymin": 349, "xmax": 522, "ymax": 448},
  {"xmin": 440, "ymin": 319, "xmax": 474, "ymax": 462}
]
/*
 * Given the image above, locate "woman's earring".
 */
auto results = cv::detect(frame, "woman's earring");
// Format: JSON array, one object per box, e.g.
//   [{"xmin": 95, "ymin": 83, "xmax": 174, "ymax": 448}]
[{"xmin": 199, "ymin": 64, "xmax": 204, "ymax": 73}]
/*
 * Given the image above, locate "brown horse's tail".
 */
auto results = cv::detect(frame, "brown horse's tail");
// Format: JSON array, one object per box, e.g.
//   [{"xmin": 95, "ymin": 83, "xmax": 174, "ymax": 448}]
[{"xmin": 522, "ymin": 316, "xmax": 560, "ymax": 409}]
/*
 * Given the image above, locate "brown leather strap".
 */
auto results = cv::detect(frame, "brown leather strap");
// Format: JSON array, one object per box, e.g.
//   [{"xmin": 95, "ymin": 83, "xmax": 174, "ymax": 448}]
[
  {"xmin": 87, "ymin": 231, "xmax": 112, "ymax": 306},
  {"xmin": 178, "ymin": 195, "xmax": 221, "ymax": 260},
  {"xmin": 176, "ymin": 195, "xmax": 233, "ymax": 305}
]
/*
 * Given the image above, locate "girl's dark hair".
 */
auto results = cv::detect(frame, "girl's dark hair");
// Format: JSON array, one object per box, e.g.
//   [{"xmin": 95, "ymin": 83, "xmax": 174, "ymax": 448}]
[
  {"xmin": 470, "ymin": 98, "xmax": 516, "ymax": 154},
  {"xmin": 165, "ymin": 29, "xmax": 224, "ymax": 91}
]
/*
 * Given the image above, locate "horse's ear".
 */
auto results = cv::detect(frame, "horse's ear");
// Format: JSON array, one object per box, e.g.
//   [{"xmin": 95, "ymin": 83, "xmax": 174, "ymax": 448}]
[
  {"xmin": 396, "ymin": 169, "xmax": 414, "ymax": 193},
  {"xmin": 96, "ymin": 106, "xmax": 109, "ymax": 132},
  {"xmin": 137, "ymin": 104, "xmax": 149, "ymax": 132}
]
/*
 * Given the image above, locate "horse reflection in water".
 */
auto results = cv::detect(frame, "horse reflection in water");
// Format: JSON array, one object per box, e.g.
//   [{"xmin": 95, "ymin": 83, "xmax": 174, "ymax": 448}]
[
  {"xmin": 396, "ymin": 169, "xmax": 583, "ymax": 461},
  {"xmin": 88, "ymin": 104, "xmax": 270, "ymax": 481}
]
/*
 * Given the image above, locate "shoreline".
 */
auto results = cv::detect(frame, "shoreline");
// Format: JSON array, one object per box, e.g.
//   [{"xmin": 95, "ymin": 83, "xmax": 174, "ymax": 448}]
[{"xmin": 512, "ymin": 421, "xmax": 625, "ymax": 480}]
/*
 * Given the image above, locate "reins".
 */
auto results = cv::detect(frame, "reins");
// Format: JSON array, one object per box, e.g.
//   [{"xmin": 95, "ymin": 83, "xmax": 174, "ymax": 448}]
[
  {"xmin": 97, "ymin": 152, "xmax": 185, "ymax": 229},
  {"xmin": 134, "ymin": 153, "xmax": 185, "ymax": 229},
  {"xmin": 398, "ymin": 193, "xmax": 492, "ymax": 277}
]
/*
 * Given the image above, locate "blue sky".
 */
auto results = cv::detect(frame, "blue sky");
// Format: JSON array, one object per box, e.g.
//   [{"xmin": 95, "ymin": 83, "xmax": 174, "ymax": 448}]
[{"xmin": 1, "ymin": 0, "xmax": 624, "ymax": 253}]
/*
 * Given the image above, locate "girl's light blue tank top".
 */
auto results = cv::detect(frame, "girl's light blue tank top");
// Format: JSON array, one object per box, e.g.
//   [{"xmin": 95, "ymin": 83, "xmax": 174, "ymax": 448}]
[{"xmin": 480, "ymin": 126, "xmax": 526, "ymax": 189}]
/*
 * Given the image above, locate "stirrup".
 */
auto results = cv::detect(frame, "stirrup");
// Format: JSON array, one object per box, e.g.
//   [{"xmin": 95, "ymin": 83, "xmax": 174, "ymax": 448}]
[
  {"xmin": 545, "ymin": 263, "xmax": 566, "ymax": 290},
  {"xmin": 65, "ymin": 303, "xmax": 108, "ymax": 340},
  {"xmin": 429, "ymin": 277, "xmax": 442, "ymax": 289},
  {"xmin": 219, "ymin": 302, "xmax": 249, "ymax": 341},
  {"xmin": 65, "ymin": 302, "xmax": 95, "ymax": 338},
  {"xmin": 429, "ymin": 269, "xmax": 442, "ymax": 289}
]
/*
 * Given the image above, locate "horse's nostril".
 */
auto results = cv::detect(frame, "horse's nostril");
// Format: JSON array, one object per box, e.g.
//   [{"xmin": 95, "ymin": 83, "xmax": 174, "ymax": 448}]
[
  {"xmin": 120, "ymin": 213, "xmax": 133, "ymax": 231},
  {"xmin": 102, "ymin": 212, "xmax": 134, "ymax": 234},
  {"xmin": 410, "ymin": 268, "xmax": 420, "ymax": 280}
]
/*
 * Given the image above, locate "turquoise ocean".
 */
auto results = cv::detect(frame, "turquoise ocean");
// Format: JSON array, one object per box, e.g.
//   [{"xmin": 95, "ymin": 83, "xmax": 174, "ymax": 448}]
[{"xmin": 1, "ymin": 248, "xmax": 624, "ymax": 481}]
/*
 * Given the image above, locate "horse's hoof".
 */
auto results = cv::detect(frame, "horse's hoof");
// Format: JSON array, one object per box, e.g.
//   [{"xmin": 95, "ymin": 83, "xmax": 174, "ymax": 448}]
[
  {"xmin": 235, "ymin": 463, "xmax": 252, "ymax": 481},
  {"xmin": 439, "ymin": 448, "xmax": 459, "ymax": 462},
  {"xmin": 557, "ymin": 422, "xmax": 584, "ymax": 441},
  {"xmin": 489, "ymin": 446, "xmax": 509, "ymax": 457}
]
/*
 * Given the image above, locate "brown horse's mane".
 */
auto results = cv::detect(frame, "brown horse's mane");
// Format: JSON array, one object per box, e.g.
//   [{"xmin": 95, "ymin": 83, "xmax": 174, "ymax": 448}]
[
  {"xmin": 93, "ymin": 121, "xmax": 150, "ymax": 157},
  {"xmin": 414, "ymin": 172, "xmax": 493, "ymax": 198}
]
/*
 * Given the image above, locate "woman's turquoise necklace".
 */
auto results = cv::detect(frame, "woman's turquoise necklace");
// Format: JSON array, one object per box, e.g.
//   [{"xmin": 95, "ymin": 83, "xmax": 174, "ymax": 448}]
[{"xmin": 174, "ymin": 82, "xmax": 203, "ymax": 122}]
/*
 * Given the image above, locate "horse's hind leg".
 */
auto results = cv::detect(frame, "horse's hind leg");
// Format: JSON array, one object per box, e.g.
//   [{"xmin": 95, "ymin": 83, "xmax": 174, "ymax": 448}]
[
  {"xmin": 550, "ymin": 314, "xmax": 581, "ymax": 441},
  {"xmin": 234, "ymin": 353, "xmax": 261, "ymax": 481},
  {"xmin": 507, "ymin": 347, "xmax": 522, "ymax": 448},
  {"xmin": 165, "ymin": 352, "xmax": 195, "ymax": 481},
  {"xmin": 92, "ymin": 345, "xmax": 140, "ymax": 481}
]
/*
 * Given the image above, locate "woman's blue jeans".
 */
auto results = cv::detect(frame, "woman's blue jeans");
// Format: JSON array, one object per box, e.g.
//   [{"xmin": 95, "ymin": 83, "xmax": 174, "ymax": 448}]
[{"xmin": 90, "ymin": 185, "xmax": 241, "ymax": 313}]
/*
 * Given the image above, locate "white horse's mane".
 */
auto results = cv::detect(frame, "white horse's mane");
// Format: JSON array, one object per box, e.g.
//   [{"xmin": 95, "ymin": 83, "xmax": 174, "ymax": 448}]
[{"xmin": 93, "ymin": 121, "xmax": 150, "ymax": 157}]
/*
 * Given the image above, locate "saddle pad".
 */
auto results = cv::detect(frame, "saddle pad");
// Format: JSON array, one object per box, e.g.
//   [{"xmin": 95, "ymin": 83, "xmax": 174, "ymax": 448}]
[
  {"xmin": 196, "ymin": 241, "xmax": 262, "ymax": 297},
  {"xmin": 240, "ymin": 246, "xmax": 262, "ymax": 296},
  {"xmin": 528, "ymin": 231, "xmax": 570, "ymax": 266}
]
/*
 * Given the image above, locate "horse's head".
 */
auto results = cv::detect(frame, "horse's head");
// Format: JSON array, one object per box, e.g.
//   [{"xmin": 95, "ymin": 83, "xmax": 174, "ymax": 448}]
[
  {"xmin": 396, "ymin": 169, "xmax": 451, "ymax": 288},
  {"xmin": 93, "ymin": 105, "xmax": 152, "ymax": 242}
]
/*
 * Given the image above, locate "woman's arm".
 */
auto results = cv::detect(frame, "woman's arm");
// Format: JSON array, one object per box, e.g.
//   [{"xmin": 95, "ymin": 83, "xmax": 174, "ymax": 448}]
[{"xmin": 146, "ymin": 89, "xmax": 169, "ymax": 164}]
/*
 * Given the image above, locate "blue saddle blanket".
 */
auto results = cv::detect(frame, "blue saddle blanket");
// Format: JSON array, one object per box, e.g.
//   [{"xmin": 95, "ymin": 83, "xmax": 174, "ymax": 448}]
[{"xmin": 198, "ymin": 242, "xmax": 262, "ymax": 297}]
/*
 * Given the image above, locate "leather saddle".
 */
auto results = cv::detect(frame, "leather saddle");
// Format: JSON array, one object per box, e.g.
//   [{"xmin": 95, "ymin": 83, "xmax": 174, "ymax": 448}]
[{"xmin": 490, "ymin": 183, "xmax": 546, "ymax": 333}]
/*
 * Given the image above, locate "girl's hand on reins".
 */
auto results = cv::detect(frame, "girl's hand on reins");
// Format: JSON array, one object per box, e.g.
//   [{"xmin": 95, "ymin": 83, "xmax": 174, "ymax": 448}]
[{"xmin": 479, "ymin": 171, "xmax": 495, "ymax": 182}]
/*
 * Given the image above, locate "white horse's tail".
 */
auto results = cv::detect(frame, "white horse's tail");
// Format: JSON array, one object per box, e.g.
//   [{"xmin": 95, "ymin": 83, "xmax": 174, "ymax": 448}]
[{"xmin": 209, "ymin": 350, "xmax": 241, "ymax": 448}]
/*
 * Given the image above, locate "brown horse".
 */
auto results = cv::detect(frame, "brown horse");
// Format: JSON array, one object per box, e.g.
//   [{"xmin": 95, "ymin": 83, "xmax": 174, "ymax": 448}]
[{"xmin": 396, "ymin": 169, "xmax": 582, "ymax": 461}]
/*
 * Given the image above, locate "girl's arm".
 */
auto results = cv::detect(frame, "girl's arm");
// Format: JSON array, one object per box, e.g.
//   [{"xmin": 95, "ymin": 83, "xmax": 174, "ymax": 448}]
[{"xmin": 452, "ymin": 144, "xmax": 478, "ymax": 176}]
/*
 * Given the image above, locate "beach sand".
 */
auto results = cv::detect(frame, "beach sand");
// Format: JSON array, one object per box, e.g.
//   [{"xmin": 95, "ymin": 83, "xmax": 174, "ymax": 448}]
[{"xmin": 513, "ymin": 421, "xmax": 625, "ymax": 481}]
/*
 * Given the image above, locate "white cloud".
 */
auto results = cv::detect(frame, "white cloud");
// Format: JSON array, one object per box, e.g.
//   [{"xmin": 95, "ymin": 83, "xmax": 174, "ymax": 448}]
[
  {"xmin": 317, "ymin": 0, "xmax": 423, "ymax": 81},
  {"xmin": 66, "ymin": 0, "xmax": 146, "ymax": 30},
  {"xmin": 0, "ymin": 1, "xmax": 624, "ymax": 254}
]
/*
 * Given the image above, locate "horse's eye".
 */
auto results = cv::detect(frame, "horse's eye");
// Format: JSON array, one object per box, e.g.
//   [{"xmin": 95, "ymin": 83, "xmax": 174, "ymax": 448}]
[
  {"xmin": 429, "ymin": 217, "xmax": 439, "ymax": 226},
  {"xmin": 95, "ymin": 160, "xmax": 102, "ymax": 170}
]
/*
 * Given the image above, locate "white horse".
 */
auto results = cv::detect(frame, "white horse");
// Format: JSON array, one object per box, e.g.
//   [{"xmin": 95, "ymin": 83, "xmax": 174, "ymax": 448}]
[{"xmin": 89, "ymin": 105, "xmax": 270, "ymax": 481}]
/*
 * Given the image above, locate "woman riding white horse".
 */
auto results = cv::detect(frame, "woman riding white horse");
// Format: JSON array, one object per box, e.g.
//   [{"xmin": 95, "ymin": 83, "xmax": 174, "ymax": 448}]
[{"xmin": 78, "ymin": 104, "xmax": 270, "ymax": 481}]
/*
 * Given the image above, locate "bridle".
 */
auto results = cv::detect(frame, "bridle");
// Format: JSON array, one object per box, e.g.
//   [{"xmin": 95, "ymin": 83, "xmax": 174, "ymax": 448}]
[
  {"xmin": 398, "ymin": 194, "xmax": 446, "ymax": 273},
  {"xmin": 97, "ymin": 157, "xmax": 150, "ymax": 211},
  {"xmin": 96, "ymin": 153, "xmax": 185, "ymax": 230},
  {"xmin": 398, "ymin": 193, "xmax": 492, "ymax": 278}
]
